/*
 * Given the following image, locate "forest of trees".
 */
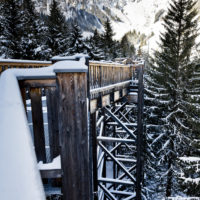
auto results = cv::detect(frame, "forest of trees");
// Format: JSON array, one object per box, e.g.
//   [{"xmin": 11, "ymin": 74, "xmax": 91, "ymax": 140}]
[{"xmin": 0, "ymin": 0, "xmax": 135, "ymax": 61}]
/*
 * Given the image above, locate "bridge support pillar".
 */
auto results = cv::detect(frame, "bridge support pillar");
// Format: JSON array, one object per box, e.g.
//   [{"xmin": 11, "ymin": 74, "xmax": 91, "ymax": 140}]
[{"xmin": 55, "ymin": 62, "xmax": 90, "ymax": 200}]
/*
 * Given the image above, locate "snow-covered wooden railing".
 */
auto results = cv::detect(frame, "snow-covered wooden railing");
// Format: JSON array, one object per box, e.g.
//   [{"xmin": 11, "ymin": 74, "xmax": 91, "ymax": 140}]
[
  {"xmin": 0, "ymin": 59, "xmax": 52, "ymax": 74},
  {"xmin": 0, "ymin": 58, "xmax": 142, "ymax": 114},
  {"xmin": 0, "ymin": 58, "xmax": 89, "ymax": 200},
  {"xmin": 89, "ymin": 61, "xmax": 133, "ymax": 89},
  {"xmin": 0, "ymin": 57, "xmax": 144, "ymax": 200}
]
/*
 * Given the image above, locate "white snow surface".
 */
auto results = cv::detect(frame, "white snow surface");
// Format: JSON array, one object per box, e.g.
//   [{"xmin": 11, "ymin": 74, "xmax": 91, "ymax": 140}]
[
  {"xmin": 51, "ymin": 53, "xmax": 89, "ymax": 61},
  {"xmin": 0, "ymin": 70, "xmax": 45, "ymax": 200},
  {"xmin": 0, "ymin": 58, "xmax": 51, "ymax": 64},
  {"xmin": 179, "ymin": 157, "xmax": 200, "ymax": 163},
  {"xmin": 38, "ymin": 156, "xmax": 61, "ymax": 170},
  {"xmin": 0, "ymin": 58, "xmax": 87, "ymax": 200}
]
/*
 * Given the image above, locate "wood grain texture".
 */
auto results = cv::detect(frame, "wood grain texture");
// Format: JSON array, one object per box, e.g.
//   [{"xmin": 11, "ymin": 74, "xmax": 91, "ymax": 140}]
[
  {"xmin": 57, "ymin": 72, "xmax": 90, "ymax": 200},
  {"xmin": 30, "ymin": 88, "xmax": 46, "ymax": 162},
  {"xmin": 91, "ymin": 112, "xmax": 98, "ymax": 200},
  {"xmin": 20, "ymin": 79, "xmax": 56, "ymax": 88},
  {"xmin": 46, "ymin": 87, "xmax": 60, "ymax": 160},
  {"xmin": 136, "ymin": 67, "xmax": 144, "ymax": 200}
]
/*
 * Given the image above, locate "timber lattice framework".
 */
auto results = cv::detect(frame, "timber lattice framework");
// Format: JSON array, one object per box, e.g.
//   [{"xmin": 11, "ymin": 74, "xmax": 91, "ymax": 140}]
[{"xmin": 0, "ymin": 56, "xmax": 144, "ymax": 200}]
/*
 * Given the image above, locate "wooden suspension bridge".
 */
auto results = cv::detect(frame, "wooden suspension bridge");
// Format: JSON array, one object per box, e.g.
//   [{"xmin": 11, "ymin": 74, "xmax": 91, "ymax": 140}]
[{"xmin": 0, "ymin": 55, "xmax": 144, "ymax": 200}]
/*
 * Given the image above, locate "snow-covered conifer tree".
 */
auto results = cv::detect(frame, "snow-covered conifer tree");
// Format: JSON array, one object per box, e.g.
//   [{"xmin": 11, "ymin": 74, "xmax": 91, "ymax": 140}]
[
  {"xmin": 67, "ymin": 21, "xmax": 87, "ymax": 56},
  {"xmin": 47, "ymin": 0, "xmax": 69, "ymax": 57},
  {"xmin": 145, "ymin": 0, "xmax": 199, "ymax": 197},
  {"xmin": 20, "ymin": 0, "xmax": 50, "ymax": 60},
  {"xmin": 102, "ymin": 18, "xmax": 115, "ymax": 60},
  {"xmin": 120, "ymin": 34, "xmax": 135, "ymax": 58},
  {"xmin": 0, "ymin": 0, "xmax": 23, "ymax": 58},
  {"xmin": 87, "ymin": 29, "xmax": 104, "ymax": 60}
]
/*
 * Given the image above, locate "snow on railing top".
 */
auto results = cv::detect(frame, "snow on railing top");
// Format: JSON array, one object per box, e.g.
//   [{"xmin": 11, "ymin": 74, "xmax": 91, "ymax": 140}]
[
  {"xmin": 0, "ymin": 59, "xmax": 87, "ymax": 200},
  {"xmin": 51, "ymin": 53, "xmax": 89, "ymax": 61},
  {"xmin": 0, "ymin": 58, "xmax": 52, "ymax": 64},
  {"xmin": 89, "ymin": 60, "xmax": 130, "ymax": 67},
  {"xmin": 167, "ymin": 197, "xmax": 200, "ymax": 200}
]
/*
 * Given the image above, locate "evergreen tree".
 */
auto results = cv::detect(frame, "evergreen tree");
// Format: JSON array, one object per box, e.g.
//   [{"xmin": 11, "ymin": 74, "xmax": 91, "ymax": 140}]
[
  {"xmin": 0, "ymin": 1, "xmax": 7, "ymax": 58},
  {"xmin": 67, "ymin": 21, "xmax": 86, "ymax": 56},
  {"xmin": 177, "ymin": 156, "xmax": 200, "ymax": 196},
  {"xmin": 87, "ymin": 29, "xmax": 104, "ymax": 60},
  {"xmin": 47, "ymin": 0, "xmax": 69, "ymax": 57},
  {"xmin": 20, "ymin": 0, "xmax": 50, "ymax": 60},
  {"xmin": 121, "ymin": 34, "xmax": 135, "ymax": 57},
  {"xmin": 0, "ymin": 0, "xmax": 23, "ymax": 58},
  {"xmin": 102, "ymin": 18, "xmax": 115, "ymax": 60},
  {"xmin": 145, "ymin": 0, "xmax": 199, "ymax": 197}
]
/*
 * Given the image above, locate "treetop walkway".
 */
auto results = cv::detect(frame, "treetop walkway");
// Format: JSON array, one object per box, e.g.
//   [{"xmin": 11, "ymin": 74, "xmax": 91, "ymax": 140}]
[{"xmin": 0, "ymin": 55, "xmax": 144, "ymax": 200}]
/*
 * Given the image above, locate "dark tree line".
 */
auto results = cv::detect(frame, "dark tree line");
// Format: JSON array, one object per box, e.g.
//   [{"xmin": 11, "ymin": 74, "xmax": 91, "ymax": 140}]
[{"xmin": 0, "ymin": 0, "xmax": 135, "ymax": 61}]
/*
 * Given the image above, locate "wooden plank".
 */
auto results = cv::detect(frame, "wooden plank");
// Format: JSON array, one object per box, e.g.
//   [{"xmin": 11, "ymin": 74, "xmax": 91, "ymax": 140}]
[
  {"xmin": 19, "ymin": 85, "xmax": 27, "ymax": 114},
  {"xmin": 101, "ymin": 94, "xmax": 110, "ymax": 107},
  {"xmin": 57, "ymin": 72, "xmax": 90, "ymax": 200},
  {"xmin": 97, "ymin": 137, "xmax": 135, "ymax": 143},
  {"xmin": 90, "ymin": 81, "xmax": 130, "ymax": 96},
  {"xmin": 20, "ymin": 79, "xmax": 56, "ymax": 88},
  {"xmin": 0, "ymin": 62, "xmax": 51, "ymax": 67},
  {"xmin": 46, "ymin": 87, "xmax": 60, "ymax": 160},
  {"xmin": 30, "ymin": 88, "xmax": 46, "ymax": 162},
  {"xmin": 40, "ymin": 169, "xmax": 62, "ymax": 179},
  {"xmin": 89, "ymin": 62, "xmax": 129, "ymax": 68},
  {"xmin": 98, "ymin": 178, "xmax": 134, "ymax": 186},
  {"xmin": 114, "ymin": 91, "xmax": 120, "ymax": 101},
  {"xmin": 122, "ymin": 88, "xmax": 128, "ymax": 96},
  {"xmin": 90, "ymin": 99, "xmax": 98, "ymax": 114}
]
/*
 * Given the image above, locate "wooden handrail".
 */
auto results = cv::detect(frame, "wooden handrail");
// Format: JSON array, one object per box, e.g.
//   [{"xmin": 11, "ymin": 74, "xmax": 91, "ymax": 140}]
[
  {"xmin": 0, "ymin": 59, "xmax": 52, "ymax": 74},
  {"xmin": 0, "ymin": 59, "xmax": 138, "ymax": 90}
]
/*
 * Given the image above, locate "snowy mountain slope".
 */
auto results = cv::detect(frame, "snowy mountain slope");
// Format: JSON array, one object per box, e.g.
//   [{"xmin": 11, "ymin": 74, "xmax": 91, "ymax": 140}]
[{"xmin": 35, "ymin": 0, "xmax": 200, "ymax": 53}]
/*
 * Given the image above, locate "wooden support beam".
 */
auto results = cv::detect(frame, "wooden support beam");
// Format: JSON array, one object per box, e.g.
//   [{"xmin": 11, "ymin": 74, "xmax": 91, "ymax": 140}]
[
  {"xmin": 46, "ymin": 87, "xmax": 60, "ymax": 160},
  {"xmin": 99, "ymin": 178, "xmax": 134, "ymax": 186},
  {"xmin": 56, "ymin": 66, "xmax": 90, "ymax": 200},
  {"xmin": 98, "ymin": 142, "xmax": 135, "ymax": 182},
  {"xmin": 106, "ymin": 102, "xmax": 127, "ymax": 122},
  {"xmin": 29, "ymin": 88, "xmax": 46, "ymax": 162},
  {"xmin": 99, "ymin": 183, "xmax": 117, "ymax": 200},
  {"xmin": 104, "ymin": 107, "xmax": 136, "ymax": 139},
  {"xmin": 19, "ymin": 79, "xmax": 56, "ymax": 88},
  {"xmin": 97, "ymin": 136, "xmax": 135, "ymax": 143},
  {"xmin": 91, "ymin": 112, "xmax": 98, "ymax": 200},
  {"xmin": 19, "ymin": 85, "xmax": 27, "ymax": 114},
  {"xmin": 136, "ymin": 66, "xmax": 144, "ymax": 200},
  {"xmin": 40, "ymin": 169, "xmax": 62, "ymax": 179}
]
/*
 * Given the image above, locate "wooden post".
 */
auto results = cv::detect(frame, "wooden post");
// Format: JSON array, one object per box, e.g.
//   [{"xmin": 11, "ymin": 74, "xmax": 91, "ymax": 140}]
[
  {"xmin": 46, "ymin": 87, "xmax": 60, "ymax": 160},
  {"xmin": 19, "ymin": 86, "xmax": 27, "ymax": 114},
  {"xmin": 136, "ymin": 66, "xmax": 144, "ymax": 200},
  {"xmin": 55, "ymin": 64, "xmax": 90, "ymax": 200},
  {"xmin": 91, "ymin": 112, "xmax": 98, "ymax": 200},
  {"xmin": 30, "ymin": 88, "xmax": 46, "ymax": 162}
]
